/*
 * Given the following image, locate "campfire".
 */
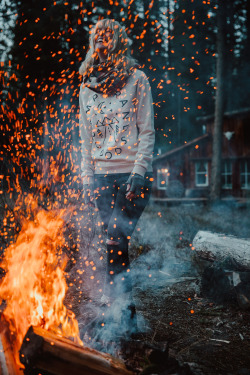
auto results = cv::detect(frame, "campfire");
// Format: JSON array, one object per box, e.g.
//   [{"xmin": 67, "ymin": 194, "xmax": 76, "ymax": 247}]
[{"xmin": 0, "ymin": 196, "xmax": 132, "ymax": 374}]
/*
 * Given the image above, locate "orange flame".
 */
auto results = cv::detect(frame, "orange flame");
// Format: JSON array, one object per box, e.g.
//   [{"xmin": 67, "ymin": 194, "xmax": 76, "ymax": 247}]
[{"xmin": 0, "ymin": 199, "xmax": 82, "ymax": 365}]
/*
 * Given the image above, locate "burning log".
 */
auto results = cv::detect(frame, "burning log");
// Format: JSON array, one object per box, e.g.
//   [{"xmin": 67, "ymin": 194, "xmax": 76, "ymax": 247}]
[
  {"xmin": 0, "ymin": 320, "xmax": 24, "ymax": 375},
  {"xmin": 20, "ymin": 326, "xmax": 134, "ymax": 375}
]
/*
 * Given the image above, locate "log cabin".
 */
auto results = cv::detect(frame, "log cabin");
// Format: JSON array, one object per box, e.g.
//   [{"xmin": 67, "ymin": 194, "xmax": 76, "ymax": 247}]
[{"xmin": 152, "ymin": 108, "xmax": 250, "ymax": 201}]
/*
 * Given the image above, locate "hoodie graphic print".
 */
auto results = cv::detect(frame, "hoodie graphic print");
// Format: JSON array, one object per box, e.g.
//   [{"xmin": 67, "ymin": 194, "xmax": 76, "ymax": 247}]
[{"xmin": 79, "ymin": 68, "xmax": 155, "ymax": 184}]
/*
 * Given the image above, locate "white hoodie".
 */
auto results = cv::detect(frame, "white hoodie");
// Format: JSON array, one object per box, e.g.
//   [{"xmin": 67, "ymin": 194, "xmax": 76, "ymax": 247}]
[{"xmin": 79, "ymin": 68, "xmax": 155, "ymax": 184}]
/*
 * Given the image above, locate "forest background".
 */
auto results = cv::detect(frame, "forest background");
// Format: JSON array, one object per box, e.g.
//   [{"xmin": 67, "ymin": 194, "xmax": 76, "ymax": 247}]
[{"xmin": 0, "ymin": 0, "xmax": 249, "ymax": 245}]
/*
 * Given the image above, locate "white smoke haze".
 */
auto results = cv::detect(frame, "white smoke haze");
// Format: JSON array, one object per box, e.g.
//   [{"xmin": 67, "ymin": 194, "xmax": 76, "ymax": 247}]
[{"xmin": 64, "ymin": 199, "xmax": 250, "ymax": 355}]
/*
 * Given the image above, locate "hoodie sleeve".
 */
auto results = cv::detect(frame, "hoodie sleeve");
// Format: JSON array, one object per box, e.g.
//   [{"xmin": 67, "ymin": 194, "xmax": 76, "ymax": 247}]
[
  {"xmin": 131, "ymin": 71, "xmax": 155, "ymax": 177},
  {"xmin": 79, "ymin": 86, "xmax": 95, "ymax": 185}
]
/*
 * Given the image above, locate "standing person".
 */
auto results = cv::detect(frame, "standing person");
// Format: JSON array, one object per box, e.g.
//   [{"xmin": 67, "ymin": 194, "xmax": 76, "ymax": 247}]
[{"xmin": 79, "ymin": 18, "xmax": 155, "ymax": 335}]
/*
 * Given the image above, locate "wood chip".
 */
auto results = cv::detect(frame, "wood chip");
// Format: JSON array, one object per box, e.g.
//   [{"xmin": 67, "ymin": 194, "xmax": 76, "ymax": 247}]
[{"xmin": 210, "ymin": 339, "xmax": 230, "ymax": 344}]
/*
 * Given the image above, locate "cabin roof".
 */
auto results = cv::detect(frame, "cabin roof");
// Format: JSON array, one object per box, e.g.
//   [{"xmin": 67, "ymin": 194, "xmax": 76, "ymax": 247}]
[
  {"xmin": 196, "ymin": 107, "xmax": 250, "ymax": 123},
  {"xmin": 153, "ymin": 133, "xmax": 210, "ymax": 163}
]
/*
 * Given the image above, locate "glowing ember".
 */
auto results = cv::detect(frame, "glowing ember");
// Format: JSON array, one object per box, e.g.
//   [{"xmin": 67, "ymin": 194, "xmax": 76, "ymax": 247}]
[{"xmin": 0, "ymin": 198, "xmax": 82, "ymax": 365}]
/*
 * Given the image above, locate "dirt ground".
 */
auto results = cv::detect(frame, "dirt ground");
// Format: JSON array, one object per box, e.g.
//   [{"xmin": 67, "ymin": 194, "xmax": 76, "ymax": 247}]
[
  {"xmin": 67, "ymin": 200, "xmax": 250, "ymax": 375},
  {"xmin": 130, "ymin": 283, "xmax": 250, "ymax": 375},
  {"xmin": 124, "ymin": 201, "xmax": 250, "ymax": 375}
]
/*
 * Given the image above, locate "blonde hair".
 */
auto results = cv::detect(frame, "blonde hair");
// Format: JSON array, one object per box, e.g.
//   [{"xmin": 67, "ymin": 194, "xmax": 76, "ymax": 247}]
[{"xmin": 79, "ymin": 19, "xmax": 138, "ymax": 76}]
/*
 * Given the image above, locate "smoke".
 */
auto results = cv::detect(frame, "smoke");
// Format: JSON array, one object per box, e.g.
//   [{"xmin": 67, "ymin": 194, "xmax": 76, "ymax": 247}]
[
  {"xmin": 70, "ymin": 201, "xmax": 202, "ymax": 355},
  {"xmin": 79, "ymin": 291, "xmax": 138, "ymax": 354},
  {"xmin": 68, "ymin": 197, "xmax": 250, "ymax": 355}
]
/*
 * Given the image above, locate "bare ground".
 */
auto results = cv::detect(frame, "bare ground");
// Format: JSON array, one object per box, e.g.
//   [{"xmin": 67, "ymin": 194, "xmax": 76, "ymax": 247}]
[
  {"xmin": 1, "ymin": 194, "xmax": 250, "ymax": 375},
  {"xmin": 125, "ymin": 201, "xmax": 250, "ymax": 375}
]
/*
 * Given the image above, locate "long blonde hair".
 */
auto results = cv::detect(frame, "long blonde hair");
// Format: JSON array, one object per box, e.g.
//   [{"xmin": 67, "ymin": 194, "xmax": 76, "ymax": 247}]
[{"xmin": 79, "ymin": 19, "xmax": 138, "ymax": 76}]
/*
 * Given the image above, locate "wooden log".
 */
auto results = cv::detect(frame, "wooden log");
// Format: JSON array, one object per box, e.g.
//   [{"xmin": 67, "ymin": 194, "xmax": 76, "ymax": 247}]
[
  {"xmin": 20, "ymin": 326, "xmax": 134, "ymax": 375},
  {"xmin": 0, "ymin": 321, "xmax": 24, "ymax": 375},
  {"xmin": 193, "ymin": 230, "xmax": 250, "ymax": 269}
]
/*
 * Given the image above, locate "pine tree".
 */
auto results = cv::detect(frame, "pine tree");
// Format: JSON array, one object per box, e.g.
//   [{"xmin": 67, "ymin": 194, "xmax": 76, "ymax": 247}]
[{"xmin": 169, "ymin": 0, "xmax": 216, "ymax": 145}]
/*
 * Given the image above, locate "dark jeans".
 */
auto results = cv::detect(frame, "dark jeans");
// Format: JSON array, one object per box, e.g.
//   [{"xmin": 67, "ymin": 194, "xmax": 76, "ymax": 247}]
[{"xmin": 94, "ymin": 173, "xmax": 152, "ymax": 297}]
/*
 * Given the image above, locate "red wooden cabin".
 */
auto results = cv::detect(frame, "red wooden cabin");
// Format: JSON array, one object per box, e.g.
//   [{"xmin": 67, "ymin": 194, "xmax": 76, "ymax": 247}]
[{"xmin": 152, "ymin": 108, "xmax": 250, "ymax": 200}]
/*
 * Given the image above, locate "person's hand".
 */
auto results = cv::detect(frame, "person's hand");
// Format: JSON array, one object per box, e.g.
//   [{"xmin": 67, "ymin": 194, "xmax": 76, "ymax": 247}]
[
  {"xmin": 126, "ymin": 173, "xmax": 145, "ymax": 200},
  {"xmin": 82, "ymin": 183, "xmax": 95, "ymax": 206}
]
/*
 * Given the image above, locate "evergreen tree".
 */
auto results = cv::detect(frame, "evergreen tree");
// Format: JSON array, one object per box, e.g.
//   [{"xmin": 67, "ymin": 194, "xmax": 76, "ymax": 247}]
[
  {"xmin": 2, "ymin": 0, "xmax": 250, "ymax": 196},
  {"xmin": 168, "ymin": 0, "xmax": 216, "ymax": 145},
  {"xmin": 230, "ymin": 0, "xmax": 250, "ymax": 109}
]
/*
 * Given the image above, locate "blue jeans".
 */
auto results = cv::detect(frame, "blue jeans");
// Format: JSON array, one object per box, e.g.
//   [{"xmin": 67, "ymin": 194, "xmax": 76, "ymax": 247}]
[{"xmin": 94, "ymin": 173, "xmax": 152, "ymax": 297}]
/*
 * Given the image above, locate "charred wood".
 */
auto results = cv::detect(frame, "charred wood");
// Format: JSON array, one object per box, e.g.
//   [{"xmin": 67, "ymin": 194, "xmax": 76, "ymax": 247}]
[
  {"xmin": 0, "ymin": 320, "xmax": 23, "ymax": 375},
  {"xmin": 19, "ymin": 326, "xmax": 134, "ymax": 375}
]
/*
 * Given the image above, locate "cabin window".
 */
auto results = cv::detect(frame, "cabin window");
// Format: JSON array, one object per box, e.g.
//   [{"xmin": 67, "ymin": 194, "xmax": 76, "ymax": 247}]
[
  {"xmin": 157, "ymin": 168, "xmax": 169, "ymax": 190},
  {"xmin": 195, "ymin": 161, "xmax": 208, "ymax": 187},
  {"xmin": 240, "ymin": 160, "xmax": 250, "ymax": 189},
  {"xmin": 222, "ymin": 161, "xmax": 232, "ymax": 189}
]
